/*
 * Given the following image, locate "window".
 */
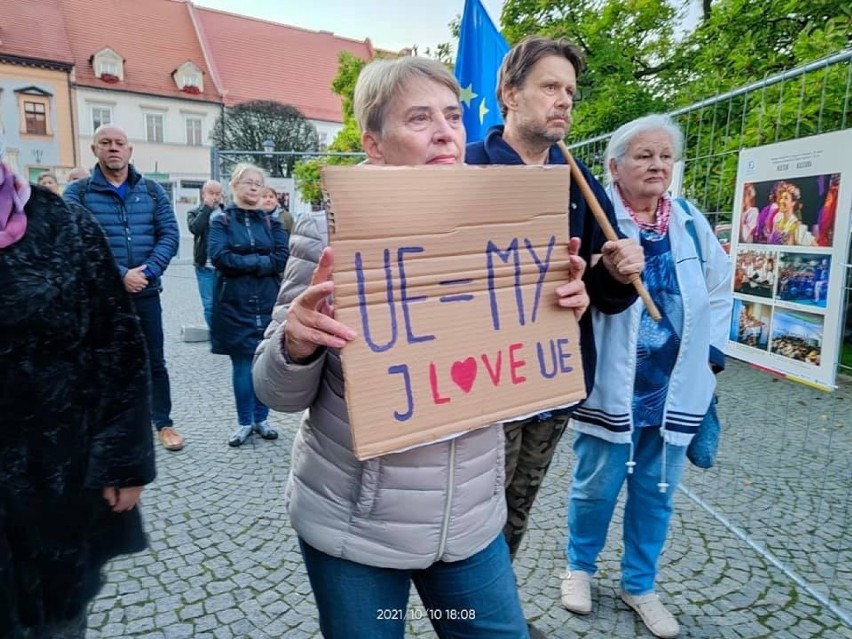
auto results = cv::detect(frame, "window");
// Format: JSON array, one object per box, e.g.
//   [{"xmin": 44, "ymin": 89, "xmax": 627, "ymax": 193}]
[
  {"xmin": 100, "ymin": 60, "xmax": 120, "ymax": 76},
  {"xmin": 93, "ymin": 47, "xmax": 124, "ymax": 80},
  {"xmin": 145, "ymin": 113, "xmax": 164, "ymax": 143},
  {"xmin": 92, "ymin": 106, "xmax": 112, "ymax": 131},
  {"xmin": 24, "ymin": 101, "xmax": 46, "ymax": 135},
  {"xmin": 173, "ymin": 61, "xmax": 204, "ymax": 92},
  {"xmin": 318, "ymin": 132, "xmax": 329, "ymax": 149},
  {"xmin": 185, "ymin": 117, "xmax": 202, "ymax": 146}
]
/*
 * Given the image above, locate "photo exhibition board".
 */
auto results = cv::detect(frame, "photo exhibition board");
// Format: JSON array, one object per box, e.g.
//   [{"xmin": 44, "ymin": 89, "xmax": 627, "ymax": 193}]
[{"xmin": 728, "ymin": 129, "xmax": 852, "ymax": 389}]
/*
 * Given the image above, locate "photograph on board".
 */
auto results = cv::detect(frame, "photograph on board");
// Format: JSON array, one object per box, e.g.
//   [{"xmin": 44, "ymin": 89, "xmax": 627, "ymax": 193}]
[
  {"xmin": 741, "ymin": 173, "xmax": 840, "ymax": 247},
  {"xmin": 730, "ymin": 299, "xmax": 772, "ymax": 350},
  {"xmin": 770, "ymin": 308, "xmax": 824, "ymax": 366},
  {"xmin": 733, "ymin": 248, "xmax": 777, "ymax": 299},
  {"xmin": 776, "ymin": 253, "xmax": 831, "ymax": 309}
]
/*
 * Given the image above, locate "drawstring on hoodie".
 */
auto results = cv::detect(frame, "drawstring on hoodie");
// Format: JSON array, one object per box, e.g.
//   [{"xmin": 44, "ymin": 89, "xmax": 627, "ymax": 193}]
[
  {"xmin": 657, "ymin": 432, "xmax": 670, "ymax": 493},
  {"xmin": 626, "ymin": 439, "xmax": 636, "ymax": 475}
]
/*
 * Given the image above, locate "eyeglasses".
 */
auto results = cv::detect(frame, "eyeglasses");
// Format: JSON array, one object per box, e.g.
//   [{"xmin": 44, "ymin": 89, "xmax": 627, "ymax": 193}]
[{"xmin": 238, "ymin": 180, "xmax": 263, "ymax": 189}]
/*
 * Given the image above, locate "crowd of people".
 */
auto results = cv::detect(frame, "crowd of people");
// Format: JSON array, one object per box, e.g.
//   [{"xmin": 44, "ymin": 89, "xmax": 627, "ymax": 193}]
[
  {"xmin": 1, "ymin": 35, "xmax": 734, "ymax": 639},
  {"xmin": 777, "ymin": 256, "xmax": 830, "ymax": 306},
  {"xmin": 733, "ymin": 250, "xmax": 776, "ymax": 298},
  {"xmin": 771, "ymin": 334, "xmax": 822, "ymax": 365}
]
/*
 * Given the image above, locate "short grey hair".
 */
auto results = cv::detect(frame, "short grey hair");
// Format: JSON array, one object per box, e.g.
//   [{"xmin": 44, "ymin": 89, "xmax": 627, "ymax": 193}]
[
  {"xmin": 354, "ymin": 56, "xmax": 460, "ymax": 135},
  {"xmin": 604, "ymin": 114, "xmax": 684, "ymax": 183}
]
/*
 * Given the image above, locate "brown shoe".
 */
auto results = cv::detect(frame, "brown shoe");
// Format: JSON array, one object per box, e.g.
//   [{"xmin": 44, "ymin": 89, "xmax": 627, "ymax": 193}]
[{"xmin": 158, "ymin": 426, "xmax": 185, "ymax": 451}]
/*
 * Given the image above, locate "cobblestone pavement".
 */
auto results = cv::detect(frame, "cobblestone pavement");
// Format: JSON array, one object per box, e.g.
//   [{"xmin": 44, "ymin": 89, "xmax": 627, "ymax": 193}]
[{"xmin": 87, "ymin": 265, "xmax": 851, "ymax": 639}]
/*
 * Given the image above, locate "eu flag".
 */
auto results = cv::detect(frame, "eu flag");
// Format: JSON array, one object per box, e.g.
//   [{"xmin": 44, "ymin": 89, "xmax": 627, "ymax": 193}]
[{"xmin": 454, "ymin": 0, "xmax": 510, "ymax": 142}]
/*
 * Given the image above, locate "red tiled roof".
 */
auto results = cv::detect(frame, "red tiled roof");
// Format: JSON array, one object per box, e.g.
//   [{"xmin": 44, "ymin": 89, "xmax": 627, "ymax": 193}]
[
  {"xmin": 57, "ymin": 0, "xmax": 219, "ymax": 102},
  {"xmin": 195, "ymin": 6, "xmax": 376, "ymax": 122},
  {"xmin": 0, "ymin": 0, "xmax": 74, "ymax": 66}
]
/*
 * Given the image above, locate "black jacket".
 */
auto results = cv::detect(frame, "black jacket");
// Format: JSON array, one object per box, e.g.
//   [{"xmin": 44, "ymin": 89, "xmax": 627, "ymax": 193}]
[
  {"xmin": 209, "ymin": 205, "xmax": 289, "ymax": 356},
  {"xmin": 0, "ymin": 187, "xmax": 156, "ymax": 634},
  {"xmin": 466, "ymin": 126, "xmax": 638, "ymax": 396},
  {"xmin": 187, "ymin": 202, "xmax": 222, "ymax": 267}
]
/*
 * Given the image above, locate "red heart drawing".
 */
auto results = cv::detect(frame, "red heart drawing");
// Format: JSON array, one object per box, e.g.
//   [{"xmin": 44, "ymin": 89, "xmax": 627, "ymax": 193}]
[{"xmin": 450, "ymin": 357, "xmax": 477, "ymax": 394}]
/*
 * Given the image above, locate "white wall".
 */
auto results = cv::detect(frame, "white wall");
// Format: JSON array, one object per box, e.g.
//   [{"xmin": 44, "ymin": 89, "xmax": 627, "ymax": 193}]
[{"xmin": 76, "ymin": 87, "xmax": 220, "ymax": 177}]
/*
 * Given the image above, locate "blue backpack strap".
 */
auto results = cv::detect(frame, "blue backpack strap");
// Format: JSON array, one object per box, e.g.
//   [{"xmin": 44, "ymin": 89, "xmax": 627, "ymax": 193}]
[{"xmin": 675, "ymin": 196, "xmax": 703, "ymax": 263}]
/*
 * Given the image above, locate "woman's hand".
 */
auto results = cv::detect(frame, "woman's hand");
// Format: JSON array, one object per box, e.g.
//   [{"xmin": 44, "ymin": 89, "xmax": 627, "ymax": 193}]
[
  {"xmin": 555, "ymin": 237, "xmax": 590, "ymax": 321},
  {"xmin": 284, "ymin": 247, "xmax": 357, "ymax": 363},
  {"xmin": 600, "ymin": 238, "xmax": 644, "ymax": 284},
  {"xmin": 102, "ymin": 486, "xmax": 144, "ymax": 512}
]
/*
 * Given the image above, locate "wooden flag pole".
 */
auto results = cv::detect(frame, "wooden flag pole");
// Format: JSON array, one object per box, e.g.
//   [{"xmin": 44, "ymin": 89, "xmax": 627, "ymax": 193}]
[{"xmin": 557, "ymin": 141, "xmax": 662, "ymax": 322}]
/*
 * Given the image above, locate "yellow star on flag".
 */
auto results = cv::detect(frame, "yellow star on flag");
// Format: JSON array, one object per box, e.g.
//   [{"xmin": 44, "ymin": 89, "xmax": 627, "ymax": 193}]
[
  {"xmin": 460, "ymin": 84, "xmax": 477, "ymax": 108},
  {"xmin": 479, "ymin": 98, "xmax": 490, "ymax": 125}
]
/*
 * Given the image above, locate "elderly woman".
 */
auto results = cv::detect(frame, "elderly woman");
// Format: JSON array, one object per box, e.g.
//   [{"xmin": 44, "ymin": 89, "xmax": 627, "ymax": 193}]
[
  {"xmin": 253, "ymin": 56, "xmax": 589, "ymax": 639},
  {"xmin": 209, "ymin": 163, "xmax": 289, "ymax": 447},
  {"xmin": 559, "ymin": 114, "xmax": 732, "ymax": 639}
]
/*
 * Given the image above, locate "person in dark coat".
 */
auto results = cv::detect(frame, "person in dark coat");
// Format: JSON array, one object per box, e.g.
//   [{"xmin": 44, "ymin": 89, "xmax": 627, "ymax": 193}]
[
  {"xmin": 0, "ymin": 153, "xmax": 156, "ymax": 638},
  {"xmin": 186, "ymin": 179, "xmax": 224, "ymax": 329},
  {"xmin": 209, "ymin": 163, "xmax": 289, "ymax": 447}
]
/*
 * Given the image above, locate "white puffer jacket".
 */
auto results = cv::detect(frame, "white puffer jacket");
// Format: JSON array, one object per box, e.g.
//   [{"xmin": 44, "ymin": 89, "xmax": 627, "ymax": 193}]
[{"xmin": 253, "ymin": 213, "xmax": 506, "ymax": 569}]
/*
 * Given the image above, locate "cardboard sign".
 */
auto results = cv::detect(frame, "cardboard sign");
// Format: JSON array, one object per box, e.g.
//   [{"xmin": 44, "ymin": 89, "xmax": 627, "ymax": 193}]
[{"xmin": 323, "ymin": 165, "xmax": 586, "ymax": 460}]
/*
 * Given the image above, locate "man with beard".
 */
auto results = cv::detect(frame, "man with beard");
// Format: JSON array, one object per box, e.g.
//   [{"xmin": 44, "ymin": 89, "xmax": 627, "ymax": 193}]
[{"xmin": 466, "ymin": 36, "xmax": 644, "ymax": 639}]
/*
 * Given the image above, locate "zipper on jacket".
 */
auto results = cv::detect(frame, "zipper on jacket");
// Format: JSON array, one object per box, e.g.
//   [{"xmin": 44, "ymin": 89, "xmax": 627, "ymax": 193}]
[
  {"xmin": 119, "ymin": 203, "xmax": 133, "ymax": 267},
  {"xmin": 435, "ymin": 438, "xmax": 457, "ymax": 561},
  {"xmin": 244, "ymin": 212, "xmax": 263, "ymax": 329}
]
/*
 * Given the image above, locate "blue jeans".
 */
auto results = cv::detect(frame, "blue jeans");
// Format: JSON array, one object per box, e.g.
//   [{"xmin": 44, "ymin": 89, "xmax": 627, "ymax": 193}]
[
  {"xmin": 194, "ymin": 266, "xmax": 215, "ymax": 330},
  {"xmin": 299, "ymin": 535, "xmax": 529, "ymax": 639},
  {"xmin": 230, "ymin": 355, "xmax": 269, "ymax": 426},
  {"xmin": 566, "ymin": 428, "xmax": 687, "ymax": 595},
  {"xmin": 133, "ymin": 294, "xmax": 172, "ymax": 429}
]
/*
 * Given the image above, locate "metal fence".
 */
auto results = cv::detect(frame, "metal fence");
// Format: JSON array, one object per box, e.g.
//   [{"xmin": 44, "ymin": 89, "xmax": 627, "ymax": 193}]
[
  {"xmin": 209, "ymin": 148, "xmax": 364, "ymax": 184},
  {"xmin": 569, "ymin": 49, "xmax": 852, "ymax": 377}
]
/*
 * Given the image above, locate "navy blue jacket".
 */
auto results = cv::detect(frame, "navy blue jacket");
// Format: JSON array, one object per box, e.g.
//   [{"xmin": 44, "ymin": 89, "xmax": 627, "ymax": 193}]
[
  {"xmin": 208, "ymin": 205, "xmax": 289, "ymax": 356},
  {"xmin": 466, "ymin": 126, "xmax": 637, "ymax": 398},
  {"xmin": 63, "ymin": 164, "xmax": 179, "ymax": 297}
]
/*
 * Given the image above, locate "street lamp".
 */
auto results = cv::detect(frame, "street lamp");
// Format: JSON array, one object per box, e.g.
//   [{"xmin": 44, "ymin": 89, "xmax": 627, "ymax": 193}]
[{"xmin": 262, "ymin": 137, "xmax": 275, "ymax": 157}]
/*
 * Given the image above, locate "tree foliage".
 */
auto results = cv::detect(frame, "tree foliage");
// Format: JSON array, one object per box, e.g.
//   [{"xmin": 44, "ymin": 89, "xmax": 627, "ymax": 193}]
[
  {"xmin": 502, "ymin": 0, "xmax": 678, "ymax": 138},
  {"xmin": 211, "ymin": 100, "xmax": 319, "ymax": 178},
  {"xmin": 497, "ymin": 0, "xmax": 849, "ymax": 217},
  {"xmin": 293, "ymin": 52, "xmax": 370, "ymax": 204}
]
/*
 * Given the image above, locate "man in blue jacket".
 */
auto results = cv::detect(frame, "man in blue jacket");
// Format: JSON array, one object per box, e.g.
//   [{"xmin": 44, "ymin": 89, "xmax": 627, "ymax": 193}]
[
  {"xmin": 65, "ymin": 125, "xmax": 183, "ymax": 451},
  {"xmin": 466, "ymin": 36, "xmax": 644, "ymax": 638}
]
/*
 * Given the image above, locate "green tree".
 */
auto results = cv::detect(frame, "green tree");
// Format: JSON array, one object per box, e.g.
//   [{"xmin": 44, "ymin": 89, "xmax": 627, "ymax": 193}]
[
  {"xmin": 293, "ymin": 51, "xmax": 370, "ymax": 204},
  {"xmin": 211, "ymin": 101, "xmax": 319, "ymax": 178},
  {"xmin": 501, "ymin": 0, "xmax": 679, "ymax": 139},
  {"xmin": 668, "ymin": 0, "xmax": 851, "ymax": 102}
]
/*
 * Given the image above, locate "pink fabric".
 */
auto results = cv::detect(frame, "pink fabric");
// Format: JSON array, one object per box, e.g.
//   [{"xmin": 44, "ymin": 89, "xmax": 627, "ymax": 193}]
[
  {"xmin": 618, "ymin": 185, "xmax": 672, "ymax": 236},
  {"xmin": 0, "ymin": 163, "xmax": 30, "ymax": 248}
]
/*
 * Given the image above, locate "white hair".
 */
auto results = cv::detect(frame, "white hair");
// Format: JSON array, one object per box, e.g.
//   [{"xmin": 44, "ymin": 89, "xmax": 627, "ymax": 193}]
[{"xmin": 604, "ymin": 114, "xmax": 684, "ymax": 183}]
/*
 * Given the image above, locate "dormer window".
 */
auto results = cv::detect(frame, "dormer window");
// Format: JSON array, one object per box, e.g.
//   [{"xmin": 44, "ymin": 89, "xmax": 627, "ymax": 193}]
[
  {"xmin": 92, "ymin": 47, "xmax": 124, "ymax": 82},
  {"xmin": 174, "ymin": 61, "xmax": 204, "ymax": 94}
]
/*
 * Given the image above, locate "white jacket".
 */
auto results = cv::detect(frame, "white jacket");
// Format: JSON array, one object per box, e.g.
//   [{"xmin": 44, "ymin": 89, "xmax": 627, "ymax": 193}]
[{"xmin": 571, "ymin": 186, "xmax": 733, "ymax": 447}]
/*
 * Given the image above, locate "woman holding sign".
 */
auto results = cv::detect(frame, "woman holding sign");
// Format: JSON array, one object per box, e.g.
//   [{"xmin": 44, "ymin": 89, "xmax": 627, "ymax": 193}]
[
  {"xmin": 253, "ymin": 56, "xmax": 589, "ymax": 639},
  {"xmin": 560, "ymin": 115, "xmax": 732, "ymax": 639}
]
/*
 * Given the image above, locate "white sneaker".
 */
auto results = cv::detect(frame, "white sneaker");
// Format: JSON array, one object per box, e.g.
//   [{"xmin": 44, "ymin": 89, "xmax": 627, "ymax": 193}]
[
  {"xmin": 560, "ymin": 570, "xmax": 592, "ymax": 614},
  {"xmin": 621, "ymin": 591, "xmax": 680, "ymax": 638}
]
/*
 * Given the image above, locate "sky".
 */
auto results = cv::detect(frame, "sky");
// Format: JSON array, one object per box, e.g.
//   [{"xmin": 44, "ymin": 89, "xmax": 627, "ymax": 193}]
[{"xmin": 194, "ymin": 0, "xmax": 505, "ymax": 54}]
